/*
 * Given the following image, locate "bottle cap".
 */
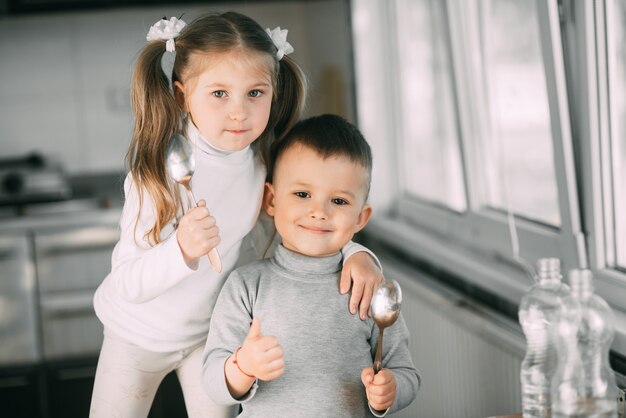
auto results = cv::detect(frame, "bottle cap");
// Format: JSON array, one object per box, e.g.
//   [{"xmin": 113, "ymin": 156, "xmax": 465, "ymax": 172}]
[
  {"xmin": 536, "ymin": 258, "xmax": 561, "ymax": 281},
  {"xmin": 569, "ymin": 268, "xmax": 594, "ymax": 295}
]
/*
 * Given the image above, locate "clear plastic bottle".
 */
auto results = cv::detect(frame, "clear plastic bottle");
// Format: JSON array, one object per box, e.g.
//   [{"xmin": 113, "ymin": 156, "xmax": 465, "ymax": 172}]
[
  {"xmin": 519, "ymin": 258, "xmax": 570, "ymax": 418},
  {"xmin": 551, "ymin": 269, "xmax": 618, "ymax": 418},
  {"xmin": 548, "ymin": 274, "xmax": 582, "ymax": 418}
]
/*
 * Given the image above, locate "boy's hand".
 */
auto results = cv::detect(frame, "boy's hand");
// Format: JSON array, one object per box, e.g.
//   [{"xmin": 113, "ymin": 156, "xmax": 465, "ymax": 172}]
[
  {"xmin": 340, "ymin": 252, "xmax": 383, "ymax": 320},
  {"xmin": 361, "ymin": 367, "xmax": 397, "ymax": 412},
  {"xmin": 238, "ymin": 318, "xmax": 284, "ymax": 381},
  {"xmin": 176, "ymin": 199, "xmax": 220, "ymax": 264}
]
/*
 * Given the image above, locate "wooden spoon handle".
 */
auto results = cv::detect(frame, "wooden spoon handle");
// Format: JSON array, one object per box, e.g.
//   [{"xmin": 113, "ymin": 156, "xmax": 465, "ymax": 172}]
[
  {"xmin": 208, "ymin": 248, "xmax": 222, "ymax": 273},
  {"xmin": 373, "ymin": 326, "xmax": 384, "ymax": 374},
  {"xmin": 184, "ymin": 184, "xmax": 222, "ymax": 273}
]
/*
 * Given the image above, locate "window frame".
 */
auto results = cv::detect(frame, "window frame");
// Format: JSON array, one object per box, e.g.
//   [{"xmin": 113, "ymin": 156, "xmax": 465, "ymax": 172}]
[
  {"xmin": 564, "ymin": 0, "xmax": 626, "ymax": 310},
  {"xmin": 352, "ymin": 0, "xmax": 626, "ymax": 352}
]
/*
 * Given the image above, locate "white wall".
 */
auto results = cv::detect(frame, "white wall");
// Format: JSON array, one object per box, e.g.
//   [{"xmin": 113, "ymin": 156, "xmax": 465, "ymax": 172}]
[{"xmin": 0, "ymin": 0, "xmax": 354, "ymax": 173}]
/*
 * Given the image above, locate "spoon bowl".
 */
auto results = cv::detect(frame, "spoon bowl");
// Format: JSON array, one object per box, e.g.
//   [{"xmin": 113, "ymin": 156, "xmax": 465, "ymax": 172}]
[
  {"xmin": 166, "ymin": 133, "xmax": 196, "ymax": 184},
  {"xmin": 370, "ymin": 279, "xmax": 402, "ymax": 373},
  {"xmin": 165, "ymin": 133, "xmax": 222, "ymax": 273}
]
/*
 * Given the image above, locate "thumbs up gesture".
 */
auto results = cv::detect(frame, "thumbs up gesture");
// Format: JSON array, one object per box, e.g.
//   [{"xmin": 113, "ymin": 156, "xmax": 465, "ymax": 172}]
[{"xmin": 238, "ymin": 318, "xmax": 285, "ymax": 381}]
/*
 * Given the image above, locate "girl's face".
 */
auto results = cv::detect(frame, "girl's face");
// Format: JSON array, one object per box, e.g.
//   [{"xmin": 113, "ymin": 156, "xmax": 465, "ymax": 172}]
[{"xmin": 175, "ymin": 50, "xmax": 274, "ymax": 152}]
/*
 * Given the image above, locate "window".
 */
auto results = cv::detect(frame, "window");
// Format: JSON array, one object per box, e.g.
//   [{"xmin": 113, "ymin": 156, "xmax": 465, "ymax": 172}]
[
  {"xmin": 608, "ymin": 0, "xmax": 626, "ymax": 269},
  {"xmin": 473, "ymin": 0, "xmax": 560, "ymax": 226},
  {"xmin": 351, "ymin": 0, "xmax": 591, "ymax": 306},
  {"xmin": 394, "ymin": 0, "xmax": 466, "ymax": 212}
]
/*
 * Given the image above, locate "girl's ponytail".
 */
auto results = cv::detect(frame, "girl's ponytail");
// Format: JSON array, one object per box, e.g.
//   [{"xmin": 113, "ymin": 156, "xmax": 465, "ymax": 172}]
[
  {"xmin": 127, "ymin": 41, "xmax": 182, "ymax": 245},
  {"xmin": 130, "ymin": 41, "xmax": 180, "ymax": 152},
  {"xmin": 274, "ymin": 55, "xmax": 307, "ymax": 139},
  {"xmin": 261, "ymin": 55, "xmax": 307, "ymax": 166}
]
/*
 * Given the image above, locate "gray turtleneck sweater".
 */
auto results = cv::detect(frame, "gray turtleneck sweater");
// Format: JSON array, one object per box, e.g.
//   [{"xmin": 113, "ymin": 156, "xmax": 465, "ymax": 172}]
[{"xmin": 202, "ymin": 245, "xmax": 420, "ymax": 417}]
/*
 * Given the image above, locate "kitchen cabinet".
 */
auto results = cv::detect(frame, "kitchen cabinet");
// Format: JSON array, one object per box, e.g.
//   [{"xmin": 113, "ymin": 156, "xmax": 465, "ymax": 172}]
[
  {"xmin": 0, "ymin": 365, "xmax": 46, "ymax": 418},
  {"xmin": 0, "ymin": 206, "xmax": 188, "ymax": 416},
  {"xmin": 0, "ymin": 358, "xmax": 188, "ymax": 418},
  {"xmin": 35, "ymin": 225, "xmax": 119, "ymax": 292},
  {"xmin": 44, "ymin": 359, "xmax": 189, "ymax": 418},
  {"xmin": 0, "ymin": 233, "xmax": 39, "ymax": 367},
  {"xmin": 34, "ymin": 225, "xmax": 119, "ymax": 360},
  {"xmin": 44, "ymin": 357, "xmax": 98, "ymax": 418},
  {"xmin": 0, "ymin": 207, "xmax": 123, "ymax": 363},
  {"xmin": 0, "ymin": 209, "xmax": 117, "ymax": 416}
]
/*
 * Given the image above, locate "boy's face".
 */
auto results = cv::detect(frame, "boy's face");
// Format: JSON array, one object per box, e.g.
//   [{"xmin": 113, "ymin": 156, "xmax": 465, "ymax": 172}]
[{"xmin": 264, "ymin": 143, "xmax": 372, "ymax": 257}]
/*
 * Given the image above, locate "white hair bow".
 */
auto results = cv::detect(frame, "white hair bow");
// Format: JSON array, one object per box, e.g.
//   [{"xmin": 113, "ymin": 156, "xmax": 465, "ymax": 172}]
[
  {"xmin": 265, "ymin": 27, "xmax": 294, "ymax": 60},
  {"xmin": 147, "ymin": 17, "xmax": 187, "ymax": 52}
]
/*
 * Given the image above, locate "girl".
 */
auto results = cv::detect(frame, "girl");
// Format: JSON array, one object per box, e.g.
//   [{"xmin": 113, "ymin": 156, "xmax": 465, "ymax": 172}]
[{"xmin": 90, "ymin": 11, "xmax": 382, "ymax": 418}]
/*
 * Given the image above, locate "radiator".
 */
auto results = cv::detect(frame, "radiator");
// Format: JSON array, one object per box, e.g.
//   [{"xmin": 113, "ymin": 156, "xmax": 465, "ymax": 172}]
[{"xmin": 383, "ymin": 258, "xmax": 526, "ymax": 418}]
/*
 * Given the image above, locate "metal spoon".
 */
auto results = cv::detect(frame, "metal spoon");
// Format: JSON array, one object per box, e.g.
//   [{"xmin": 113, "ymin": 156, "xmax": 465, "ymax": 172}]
[
  {"xmin": 165, "ymin": 133, "xmax": 222, "ymax": 273},
  {"xmin": 370, "ymin": 279, "xmax": 402, "ymax": 374}
]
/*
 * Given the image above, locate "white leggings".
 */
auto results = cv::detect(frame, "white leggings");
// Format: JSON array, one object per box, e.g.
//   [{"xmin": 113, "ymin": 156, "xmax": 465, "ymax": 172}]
[{"xmin": 89, "ymin": 329, "xmax": 236, "ymax": 418}]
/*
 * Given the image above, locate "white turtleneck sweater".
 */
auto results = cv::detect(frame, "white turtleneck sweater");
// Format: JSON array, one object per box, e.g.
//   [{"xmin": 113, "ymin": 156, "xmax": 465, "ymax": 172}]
[{"xmin": 94, "ymin": 123, "xmax": 376, "ymax": 352}]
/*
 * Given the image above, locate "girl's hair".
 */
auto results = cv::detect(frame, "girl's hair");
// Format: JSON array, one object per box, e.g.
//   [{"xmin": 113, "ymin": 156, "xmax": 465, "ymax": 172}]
[{"xmin": 128, "ymin": 11, "xmax": 307, "ymax": 245}]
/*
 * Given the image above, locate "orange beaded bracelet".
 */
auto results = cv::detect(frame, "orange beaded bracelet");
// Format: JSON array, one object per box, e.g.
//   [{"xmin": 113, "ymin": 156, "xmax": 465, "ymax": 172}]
[{"xmin": 233, "ymin": 347, "xmax": 255, "ymax": 378}]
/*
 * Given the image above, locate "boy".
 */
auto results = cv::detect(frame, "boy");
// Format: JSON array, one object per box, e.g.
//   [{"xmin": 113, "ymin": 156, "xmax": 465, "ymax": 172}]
[{"xmin": 202, "ymin": 114, "xmax": 420, "ymax": 417}]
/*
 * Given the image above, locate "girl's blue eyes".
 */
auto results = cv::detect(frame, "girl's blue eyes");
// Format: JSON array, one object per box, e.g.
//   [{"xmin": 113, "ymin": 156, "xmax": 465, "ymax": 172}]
[
  {"xmin": 295, "ymin": 192, "xmax": 309, "ymax": 198},
  {"xmin": 211, "ymin": 90, "xmax": 263, "ymax": 98},
  {"xmin": 332, "ymin": 198, "xmax": 348, "ymax": 206}
]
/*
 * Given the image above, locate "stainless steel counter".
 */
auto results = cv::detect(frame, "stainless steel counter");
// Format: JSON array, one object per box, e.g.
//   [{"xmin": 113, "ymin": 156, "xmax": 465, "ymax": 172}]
[{"xmin": 0, "ymin": 201, "xmax": 122, "ymax": 233}]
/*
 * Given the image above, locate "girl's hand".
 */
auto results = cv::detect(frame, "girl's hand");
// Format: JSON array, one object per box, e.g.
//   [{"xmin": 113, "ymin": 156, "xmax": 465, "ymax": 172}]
[
  {"xmin": 361, "ymin": 367, "xmax": 397, "ymax": 412},
  {"xmin": 238, "ymin": 318, "xmax": 284, "ymax": 381},
  {"xmin": 176, "ymin": 199, "xmax": 220, "ymax": 266},
  {"xmin": 340, "ymin": 252, "xmax": 384, "ymax": 320}
]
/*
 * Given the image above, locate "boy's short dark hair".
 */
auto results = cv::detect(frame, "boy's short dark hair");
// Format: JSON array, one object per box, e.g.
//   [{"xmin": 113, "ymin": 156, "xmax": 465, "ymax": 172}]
[{"xmin": 269, "ymin": 114, "xmax": 373, "ymax": 195}]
